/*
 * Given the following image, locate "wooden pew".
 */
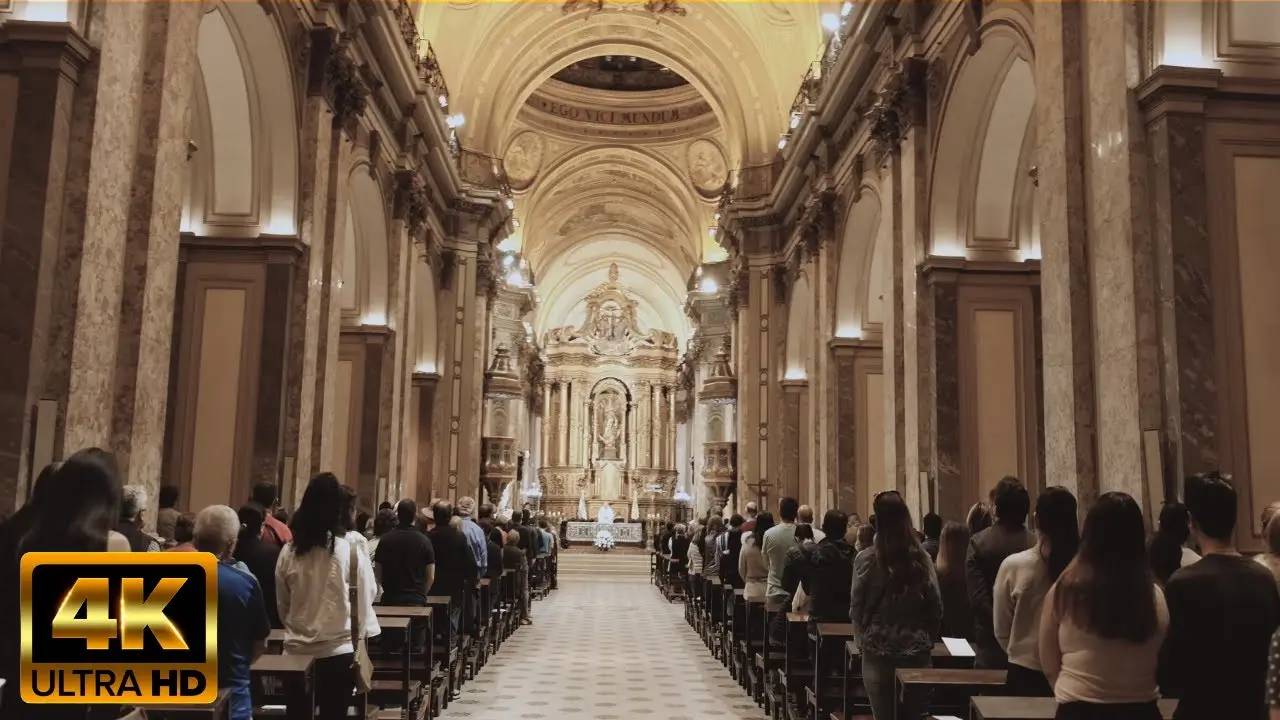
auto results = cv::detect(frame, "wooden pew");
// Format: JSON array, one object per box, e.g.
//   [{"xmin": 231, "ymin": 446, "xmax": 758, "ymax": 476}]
[
  {"xmin": 895, "ymin": 668, "xmax": 1005, "ymax": 718},
  {"xmin": 742, "ymin": 597, "xmax": 767, "ymax": 701},
  {"xmin": 705, "ymin": 577, "xmax": 724, "ymax": 656},
  {"xmin": 426, "ymin": 595, "xmax": 460, "ymax": 710},
  {"xmin": 367, "ymin": 615, "xmax": 421, "ymax": 717},
  {"xmin": 757, "ymin": 597, "xmax": 788, "ymax": 716},
  {"xmin": 142, "ymin": 688, "xmax": 230, "ymax": 720},
  {"xmin": 840, "ymin": 639, "xmax": 978, "ymax": 720},
  {"xmin": 804, "ymin": 623, "xmax": 854, "ymax": 720},
  {"xmin": 728, "ymin": 589, "xmax": 747, "ymax": 682},
  {"xmin": 265, "ymin": 628, "xmax": 286, "ymax": 654},
  {"xmin": 373, "ymin": 606, "xmax": 435, "ymax": 717},
  {"xmin": 778, "ymin": 612, "xmax": 812, "ymax": 720},
  {"xmin": 250, "ymin": 653, "xmax": 314, "ymax": 720},
  {"xmin": 971, "ymin": 696, "xmax": 1177, "ymax": 719},
  {"xmin": 719, "ymin": 583, "xmax": 736, "ymax": 669}
]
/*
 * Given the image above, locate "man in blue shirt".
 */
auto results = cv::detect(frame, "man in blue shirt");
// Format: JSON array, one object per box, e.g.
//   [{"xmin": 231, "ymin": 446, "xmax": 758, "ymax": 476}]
[
  {"xmin": 195, "ymin": 504, "xmax": 270, "ymax": 720},
  {"xmin": 456, "ymin": 496, "xmax": 488, "ymax": 576}
]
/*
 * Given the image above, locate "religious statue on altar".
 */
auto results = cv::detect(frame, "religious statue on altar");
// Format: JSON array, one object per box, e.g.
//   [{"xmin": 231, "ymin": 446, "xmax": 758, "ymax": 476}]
[{"xmin": 596, "ymin": 501, "xmax": 616, "ymax": 524}]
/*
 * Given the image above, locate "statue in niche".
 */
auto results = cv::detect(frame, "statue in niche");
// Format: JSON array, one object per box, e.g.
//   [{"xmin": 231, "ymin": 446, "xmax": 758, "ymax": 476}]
[{"xmin": 595, "ymin": 391, "xmax": 623, "ymax": 461}]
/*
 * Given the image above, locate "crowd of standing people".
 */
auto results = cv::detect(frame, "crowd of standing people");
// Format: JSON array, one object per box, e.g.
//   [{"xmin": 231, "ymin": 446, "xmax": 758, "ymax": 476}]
[
  {"xmin": 660, "ymin": 472, "xmax": 1280, "ymax": 720},
  {"xmin": 0, "ymin": 448, "xmax": 557, "ymax": 720}
]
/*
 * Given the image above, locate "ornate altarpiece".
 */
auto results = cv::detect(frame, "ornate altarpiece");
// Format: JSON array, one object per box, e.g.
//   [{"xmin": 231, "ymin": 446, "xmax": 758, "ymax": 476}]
[{"xmin": 537, "ymin": 265, "xmax": 681, "ymax": 519}]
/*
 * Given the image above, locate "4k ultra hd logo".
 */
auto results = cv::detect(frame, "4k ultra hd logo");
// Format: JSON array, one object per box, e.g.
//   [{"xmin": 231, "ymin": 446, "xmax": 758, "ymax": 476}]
[{"xmin": 20, "ymin": 553, "xmax": 218, "ymax": 704}]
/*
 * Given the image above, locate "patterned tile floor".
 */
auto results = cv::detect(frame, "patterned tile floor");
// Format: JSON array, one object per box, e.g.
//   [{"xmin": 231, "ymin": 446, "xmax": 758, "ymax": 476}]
[{"xmin": 440, "ymin": 576, "xmax": 766, "ymax": 720}]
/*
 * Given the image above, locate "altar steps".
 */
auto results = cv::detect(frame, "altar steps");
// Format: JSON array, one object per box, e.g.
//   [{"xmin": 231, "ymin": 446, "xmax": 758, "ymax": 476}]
[{"xmin": 556, "ymin": 551, "xmax": 651, "ymax": 581}]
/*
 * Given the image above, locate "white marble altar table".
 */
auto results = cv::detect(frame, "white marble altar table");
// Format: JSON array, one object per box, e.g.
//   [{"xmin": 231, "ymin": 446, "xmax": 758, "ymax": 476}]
[{"xmin": 566, "ymin": 521, "xmax": 644, "ymax": 544}]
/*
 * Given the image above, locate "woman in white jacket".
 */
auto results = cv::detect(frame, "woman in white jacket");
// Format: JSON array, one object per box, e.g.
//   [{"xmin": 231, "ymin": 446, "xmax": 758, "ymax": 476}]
[{"xmin": 276, "ymin": 473, "xmax": 379, "ymax": 720}]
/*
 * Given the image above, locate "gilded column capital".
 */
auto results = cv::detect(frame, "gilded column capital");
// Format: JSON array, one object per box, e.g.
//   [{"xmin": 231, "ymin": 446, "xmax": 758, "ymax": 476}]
[
  {"xmin": 864, "ymin": 58, "xmax": 926, "ymax": 163},
  {"xmin": 308, "ymin": 30, "xmax": 368, "ymax": 127},
  {"xmin": 393, "ymin": 170, "xmax": 432, "ymax": 239}
]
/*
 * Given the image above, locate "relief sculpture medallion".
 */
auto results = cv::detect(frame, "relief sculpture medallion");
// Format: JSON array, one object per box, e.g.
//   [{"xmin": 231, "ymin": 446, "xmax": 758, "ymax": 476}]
[
  {"xmin": 687, "ymin": 138, "xmax": 728, "ymax": 196},
  {"xmin": 502, "ymin": 131, "xmax": 544, "ymax": 189}
]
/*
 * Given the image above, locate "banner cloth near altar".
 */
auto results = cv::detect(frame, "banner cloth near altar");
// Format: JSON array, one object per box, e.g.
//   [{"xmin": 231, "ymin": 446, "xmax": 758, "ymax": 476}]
[{"xmin": 566, "ymin": 522, "xmax": 644, "ymax": 544}]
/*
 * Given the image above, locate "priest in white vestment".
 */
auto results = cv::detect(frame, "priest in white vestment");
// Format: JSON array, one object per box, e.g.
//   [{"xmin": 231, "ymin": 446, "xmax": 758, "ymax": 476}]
[{"xmin": 596, "ymin": 501, "xmax": 616, "ymax": 524}]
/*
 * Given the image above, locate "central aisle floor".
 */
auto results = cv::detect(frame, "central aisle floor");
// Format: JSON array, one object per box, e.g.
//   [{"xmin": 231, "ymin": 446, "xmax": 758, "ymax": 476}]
[{"xmin": 440, "ymin": 577, "xmax": 766, "ymax": 719}]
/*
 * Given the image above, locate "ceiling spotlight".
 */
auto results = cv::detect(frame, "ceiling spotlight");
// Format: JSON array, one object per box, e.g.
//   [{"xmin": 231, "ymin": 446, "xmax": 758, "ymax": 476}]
[
  {"xmin": 446, "ymin": 113, "xmax": 466, "ymax": 129},
  {"xmin": 841, "ymin": 1, "xmax": 853, "ymax": 17},
  {"xmin": 695, "ymin": 266, "xmax": 703, "ymax": 277},
  {"xmin": 438, "ymin": 94, "xmax": 448, "ymax": 108},
  {"xmin": 512, "ymin": 218, "xmax": 521, "ymax": 228},
  {"xmin": 505, "ymin": 197, "xmax": 516, "ymax": 211},
  {"xmin": 778, "ymin": 136, "xmax": 789, "ymax": 150},
  {"xmin": 821, "ymin": 12, "xmax": 841, "ymax": 33},
  {"xmin": 790, "ymin": 111, "xmax": 802, "ymax": 130}
]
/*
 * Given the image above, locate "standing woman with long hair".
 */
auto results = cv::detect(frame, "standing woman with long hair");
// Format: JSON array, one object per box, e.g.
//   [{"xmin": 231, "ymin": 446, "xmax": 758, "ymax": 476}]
[
  {"xmin": 275, "ymin": 473, "xmax": 374, "ymax": 720},
  {"xmin": 936, "ymin": 521, "xmax": 974, "ymax": 640},
  {"xmin": 0, "ymin": 449, "xmax": 129, "ymax": 719},
  {"xmin": 740, "ymin": 513, "xmax": 774, "ymax": 602},
  {"xmin": 994, "ymin": 487, "xmax": 1080, "ymax": 696},
  {"xmin": 1038, "ymin": 492, "xmax": 1167, "ymax": 720},
  {"xmin": 850, "ymin": 492, "xmax": 942, "ymax": 720}
]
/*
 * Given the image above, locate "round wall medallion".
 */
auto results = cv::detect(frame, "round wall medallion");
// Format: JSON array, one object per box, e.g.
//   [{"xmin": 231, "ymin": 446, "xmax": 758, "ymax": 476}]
[
  {"xmin": 686, "ymin": 139, "xmax": 728, "ymax": 196},
  {"xmin": 502, "ymin": 131, "xmax": 545, "ymax": 189}
]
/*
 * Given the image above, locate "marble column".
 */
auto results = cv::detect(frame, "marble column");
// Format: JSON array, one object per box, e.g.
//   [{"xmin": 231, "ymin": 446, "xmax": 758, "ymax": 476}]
[
  {"xmin": 557, "ymin": 381, "xmax": 568, "ymax": 466},
  {"xmin": 375, "ymin": 216, "xmax": 411, "ymax": 495},
  {"xmin": 1137, "ymin": 67, "xmax": 1222, "ymax": 482},
  {"xmin": 780, "ymin": 379, "xmax": 806, "ymax": 502},
  {"xmin": 5, "ymin": 1, "xmax": 204, "ymax": 523},
  {"xmin": 881, "ymin": 151, "xmax": 907, "ymax": 496},
  {"xmin": 1034, "ymin": 0, "xmax": 1098, "ymax": 501},
  {"xmin": 281, "ymin": 36, "xmax": 360, "ymax": 499},
  {"xmin": 0, "ymin": 22, "xmax": 92, "ymax": 508},
  {"xmin": 734, "ymin": 258, "xmax": 777, "ymax": 510},
  {"xmin": 1080, "ymin": 0, "xmax": 1155, "ymax": 503}
]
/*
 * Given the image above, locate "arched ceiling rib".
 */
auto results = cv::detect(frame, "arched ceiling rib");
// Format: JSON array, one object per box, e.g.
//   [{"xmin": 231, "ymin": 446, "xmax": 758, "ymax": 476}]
[
  {"xmin": 419, "ymin": 3, "xmax": 826, "ymax": 164},
  {"xmin": 520, "ymin": 145, "xmax": 703, "ymax": 273}
]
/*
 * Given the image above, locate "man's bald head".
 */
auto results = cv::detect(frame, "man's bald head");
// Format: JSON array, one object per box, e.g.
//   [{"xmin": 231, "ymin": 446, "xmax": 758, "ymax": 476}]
[
  {"xmin": 745, "ymin": 502, "xmax": 758, "ymax": 518},
  {"xmin": 797, "ymin": 505, "xmax": 815, "ymax": 525}
]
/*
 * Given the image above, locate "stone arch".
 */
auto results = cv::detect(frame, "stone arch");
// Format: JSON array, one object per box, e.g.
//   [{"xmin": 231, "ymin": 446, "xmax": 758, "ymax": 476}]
[
  {"xmin": 834, "ymin": 185, "xmax": 884, "ymax": 338},
  {"xmin": 930, "ymin": 18, "xmax": 1036, "ymax": 258},
  {"xmin": 343, "ymin": 167, "xmax": 391, "ymax": 325},
  {"xmin": 186, "ymin": 2, "xmax": 298, "ymax": 236},
  {"xmin": 428, "ymin": 4, "xmax": 814, "ymax": 165},
  {"xmin": 785, "ymin": 272, "xmax": 813, "ymax": 379}
]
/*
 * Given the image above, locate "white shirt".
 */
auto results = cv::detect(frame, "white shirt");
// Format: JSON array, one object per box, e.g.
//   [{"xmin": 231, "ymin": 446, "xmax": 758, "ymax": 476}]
[
  {"xmin": 275, "ymin": 534, "xmax": 377, "ymax": 658},
  {"xmin": 1182, "ymin": 547, "xmax": 1201, "ymax": 567},
  {"xmin": 994, "ymin": 547, "xmax": 1051, "ymax": 670}
]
